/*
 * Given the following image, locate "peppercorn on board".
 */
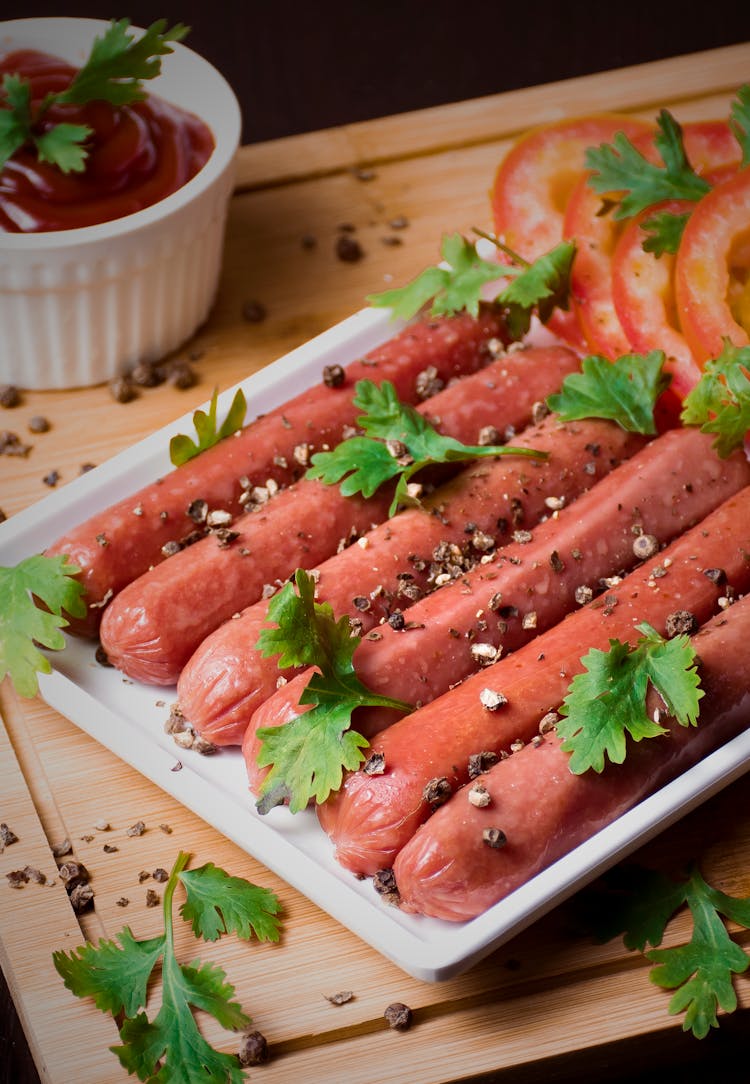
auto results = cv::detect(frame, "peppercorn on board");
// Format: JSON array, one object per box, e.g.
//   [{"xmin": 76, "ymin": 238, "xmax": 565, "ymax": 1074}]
[{"xmin": 3, "ymin": 42, "xmax": 750, "ymax": 1084}]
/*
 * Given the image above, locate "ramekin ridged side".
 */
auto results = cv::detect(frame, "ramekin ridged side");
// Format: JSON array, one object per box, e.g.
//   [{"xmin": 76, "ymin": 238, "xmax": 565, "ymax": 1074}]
[{"xmin": 0, "ymin": 18, "xmax": 241, "ymax": 390}]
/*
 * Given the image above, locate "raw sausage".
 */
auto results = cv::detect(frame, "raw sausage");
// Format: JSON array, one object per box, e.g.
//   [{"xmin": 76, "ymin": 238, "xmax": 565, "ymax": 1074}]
[
  {"xmin": 99, "ymin": 344, "xmax": 580, "ymax": 684},
  {"xmin": 317, "ymin": 484, "xmax": 750, "ymax": 876},
  {"xmin": 46, "ymin": 306, "xmax": 510, "ymax": 636},
  {"xmin": 393, "ymin": 594, "xmax": 750, "ymax": 921},
  {"xmin": 245, "ymin": 427, "xmax": 750, "ymax": 793},
  {"xmin": 182, "ymin": 410, "xmax": 644, "ymax": 745}
]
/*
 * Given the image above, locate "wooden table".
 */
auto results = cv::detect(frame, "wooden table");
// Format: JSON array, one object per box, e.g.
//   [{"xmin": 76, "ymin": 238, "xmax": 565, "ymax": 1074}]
[{"xmin": 3, "ymin": 44, "xmax": 750, "ymax": 1083}]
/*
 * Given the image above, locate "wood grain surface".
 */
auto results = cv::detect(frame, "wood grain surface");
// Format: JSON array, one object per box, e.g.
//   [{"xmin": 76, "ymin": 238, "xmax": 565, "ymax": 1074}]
[{"xmin": 2, "ymin": 44, "xmax": 750, "ymax": 1083}]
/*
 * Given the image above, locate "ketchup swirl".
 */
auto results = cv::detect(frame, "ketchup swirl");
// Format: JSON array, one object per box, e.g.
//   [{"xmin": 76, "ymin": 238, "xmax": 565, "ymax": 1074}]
[{"xmin": 0, "ymin": 49, "xmax": 214, "ymax": 232}]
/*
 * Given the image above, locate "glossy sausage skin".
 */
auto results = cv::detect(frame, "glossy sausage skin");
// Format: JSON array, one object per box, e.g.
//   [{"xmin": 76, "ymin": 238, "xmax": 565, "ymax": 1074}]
[
  {"xmin": 394, "ymin": 595, "xmax": 750, "ymax": 921},
  {"xmin": 317, "ymin": 484, "xmax": 750, "ymax": 876},
  {"xmin": 98, "ymin": 344, "xmax": 580, "ymax": 684},
  {"xmin": 184, "ymin": 408, "xmax": 642, "ymax": 746},
  {"xmin": 46, "ymin": 307, "xmax": 510, "ymax": 636},
  {"xmin": 246, "ymin": 427, "xmax": 750, "ymax": 793}
]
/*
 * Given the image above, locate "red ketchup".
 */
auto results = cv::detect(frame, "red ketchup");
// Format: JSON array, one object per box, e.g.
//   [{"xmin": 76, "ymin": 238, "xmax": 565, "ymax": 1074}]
[{"xmin": 0, "ymin": 49, "xmax": 215, "ymax": 232}]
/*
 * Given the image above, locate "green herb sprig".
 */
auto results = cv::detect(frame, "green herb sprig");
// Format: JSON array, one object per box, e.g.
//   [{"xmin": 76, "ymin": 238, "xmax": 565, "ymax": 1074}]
[
  {"xmin": 556, "ymin": 622, "xmax": 703, "ymax": 774},
  {"xmin": 53, "ymin": 852, "xmax": 281, "ymax": 1082},
  {"xmin": 0, "ymin": 19, "xmax": 188, "ymax": 173},
  {"xmin": 585, "ymin": 110, "xmax": 712, "ymax": 221},
  {"xmin": 0, "ymin": 554, "xmax": 86, "ymax": 697},
  {"xmin": 730, "ymin": 83, "xmax": 750, "ymax": 168},
  {"xmin": 306, "ymin": 378, "xmax": 547, "ymax": 516},
  {"xmin": 584, "ymin": 88, "xmax": 750, "ymax": 255},
  {"xmin": 368, "ymin": 230, "xmax": 576, "ymax": 340},
  {"xmin": 169, "ymin": 387, "xmax": 247, "ymax": 466},
  {"xmin": 254, "ymin": 569, "xmax": 412, "ymax": 813},
  {"xmin": 680, "ymin": 340, "xmax": 750, "ymax": 457},
  {"xmin": 546, "ymin": 350, "xmax": 671, "ymax": 435},
  {"xmin": 584, "ymin": 863, "xmax": 750, "ymax": 1039}
]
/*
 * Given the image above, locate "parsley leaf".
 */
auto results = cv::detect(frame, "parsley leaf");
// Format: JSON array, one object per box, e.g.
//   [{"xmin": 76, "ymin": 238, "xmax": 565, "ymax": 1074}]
[
  {"xmin": 179, "ymin": 862, "xmax": 282, "ymax": 944},
  {"xmin": 35, "ymin": 122, "xmax": 92, "ymax": 172},
  {"xmin": 56, "ymin": 19, "xmax": 189, "ymax": 108},
  {"xmin": 369, "ymin": 233, "xmax": 502, "ymax": 319},
  {"xmin": 584, "ymin": 863, "xmax": 750, "ymax": 1039},
  {"xmin": 680, "ymin": 340, "xmax": 750, "ymax": 457},
  {"xmin": 499, "ymin": 237, "xmax": 576, "ymax": 339},
  {"xmin": 640, "ymin": 209, "xmax": 691, "ymax": 257},
  {"xmin": 0, "ymin": 554, "xmax": 86, "ymax": 698},
  {"xmin": 585, "ymin": 110, "xmax": 711, "ymax": 220},
  {"xmin": 169, "ymin": 387, "xmax": 247, "ymax": 466},
  {"xmin": 730, "ymin": 83, "xmax": 750, "ymax": 168},
  {"xmin": 53, "ymin": 851, "xmax": 281, "ymax": 1082},
  {"xmin": 254, "ymin": 569, "xmax": 412, "ymax": 813},
  {"xmin": 0, "ymin": 19, "xmax": 188, "ymax": 173},
  {"xmin": 367, "ymin": 230, "xmax": 575, "ymax": 337},
  {"xmin": 307, "ymin": 378, "xmax": 547, "ymax": 516},
  {"xmin": 556, "ymin": 621, "xmax": 703, "ymax": 774},
  {"xmin": 546, "ymin": 351, "xmax": 670, "ymax": 434},
  {"xmin": 0, "ymin": 75, "xmax": 32, "ymax": 167}
]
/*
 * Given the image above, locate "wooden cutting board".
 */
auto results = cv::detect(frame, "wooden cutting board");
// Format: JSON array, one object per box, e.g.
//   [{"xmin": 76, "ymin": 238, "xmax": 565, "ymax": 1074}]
[{"xmin": 2, "ymin": 42, "xmax": 750, "ymax": 1084}]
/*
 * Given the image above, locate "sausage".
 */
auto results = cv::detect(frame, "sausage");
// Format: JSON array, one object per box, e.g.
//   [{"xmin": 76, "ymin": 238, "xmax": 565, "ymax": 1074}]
[
  {"xmin": 245, "ymin": 427, "xmax": 750, "ymax": 793},
  {"xmin": 46, "ymin": 306, "xmax": 510, "ymax": 636},
  {"xmin": 316, "ymin": 484, "xmax": 750, "ymax": 876},
  {"xmin": 393, "ymin": 594, "xmax": 750, "ymax": 921},
  {"xmin": 182, "ymin": 410, "xmax": 644, "ymax": 746},
  {"xmin": 98, "ymin": 344, "xmax": 581, "ymax": 684}
]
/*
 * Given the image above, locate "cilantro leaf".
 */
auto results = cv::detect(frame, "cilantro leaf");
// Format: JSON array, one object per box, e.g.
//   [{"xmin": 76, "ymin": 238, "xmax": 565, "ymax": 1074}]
[
  {"xmin": 179, "ymin": 862, "xmax": 282, "ymax": 943},
  {"xmin": 0, "ymin": 74, "xmax": 32, "ymax": 169},
  {"xmin": 53, "ymin": 851, "xmax": 281, "ymax": 1082},
  {"xmin": 582, "ymin": 862, "xmax": 750, "ymax": 1038},
  {"xmin": 34, "ymin": 123, "xmax": 92, "ymax": 172},
  {"xmin": 255, "ymin": 569, "xmax": 412, "ymax": 812},
  {"xmin": 557, "ymin": 621, "xmax": 703, "ymax": 774},
  {"xmin": 57, "ymin": 19, "xmax": 189, "ymax": 108},
  {"xmin": 546, "ymin": 351, "xmax": 670, "ymax": 434},
  {"xmin": 680, "ymin": 340, "xmax": 750, "ymax": 457},
  {"xmin": 53, "ymin": 929, "xmax": 166, "ymax": 1019},
  {"xmin": 368, "ymin": 232, "xmax": 502, "ymax": 319},
  {"xmin": 255, "ymin": 699, "xmax": 372, "ymax": 814},
  {"xmin": 499, "ymin": 239, "xmax": 576, "ymax": 338},
  {"xmin": 730, "ymin": 84, "xmax": 750, "ymax": 168},
  {"xmin": 585, "ymin": 110, "xmax": 711, "ymax": 220},
  {"xmin": 640, "ymin": 209, "xmax": 691, "ymax": 257},
  {"xmin": 307, "ymin": 378, "xmax": 547, "ymax": 516},
  {"xmin": 115, "ymin": 959, "xmax": 248, "ymax": 1084},
  {"xmin": 367, "ymin": 230, "xmax": 574, "ymax": 336},
  {"xmin": 0, "ymin": 554, "xmax": 87, "ymax": 698},
  {"xmin": 583, "ymin": 865, "xmax": 690, "ymax": 952},
  {"xmin": 169, "ymin": 387, "xmax": 247, "ymax": 466},
  {"xmin": 0, "ymin": 19, "xmax": 188, "ymax": 173}
]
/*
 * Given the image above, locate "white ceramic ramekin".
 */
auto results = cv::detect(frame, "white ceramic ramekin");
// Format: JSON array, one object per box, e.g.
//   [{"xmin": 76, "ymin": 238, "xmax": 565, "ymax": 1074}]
[{"xmin": 0, "ymin": 18, "xmax": 241, "ymax": 390}]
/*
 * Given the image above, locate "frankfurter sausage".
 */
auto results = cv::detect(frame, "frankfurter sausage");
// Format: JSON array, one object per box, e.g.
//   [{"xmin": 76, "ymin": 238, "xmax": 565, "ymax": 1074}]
[
  {"xmin": 182, "ymin": 409, "xmax": 644, "ymax": 746},
  {"xmin": 99, "ymin": 344, "xmax": 580, "ymax": 684},
  {"xmin": 317, "ymin": 484, "xmax": 750, "ymax": 876},
  {"xmin": 46, "ymin": 306, "xmax": 510, "ymax": 636},
  {"xmin": 393, "ymin": 594, "xmax": 750, "ymax": 922},
  {"xmin": 246, "ymin": 427, "xmax": 750, "ymax": 794}
]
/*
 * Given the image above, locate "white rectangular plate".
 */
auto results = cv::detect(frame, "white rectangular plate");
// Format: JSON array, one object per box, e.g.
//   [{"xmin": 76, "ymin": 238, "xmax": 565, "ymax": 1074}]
[{"xmin": 3, "ymin": 306, "xmax": 750, "ymax": 982}]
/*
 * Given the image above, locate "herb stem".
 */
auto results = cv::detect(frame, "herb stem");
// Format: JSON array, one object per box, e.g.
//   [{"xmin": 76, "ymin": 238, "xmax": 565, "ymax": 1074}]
[
  {"xmin": 472, "ymin": 227, "xmax": 531, "ymax": 269},
  {"xmin": 163, "ymin": 850, "xmax": 191, "ymax": 955}
]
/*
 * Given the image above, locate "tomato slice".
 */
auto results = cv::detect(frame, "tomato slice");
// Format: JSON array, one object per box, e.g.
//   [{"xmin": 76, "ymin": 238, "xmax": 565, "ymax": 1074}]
[
  {"xmin": 566, "ymin": 120, "xmax": 741, "ymax": 362},
  {"xmin": 563, "ymin": 172, "xmax": 635, "ymax": 358},
  {"xmin": 611, "ymin": 199, "xmax": 702, "ymax": 400},
  {"xmin": 490, "ymin": 114, "xmax": 652, "ymax": 350},
  {"xmin": 675, "ymin": 165, "xmax": 750, "ymax": 364}
]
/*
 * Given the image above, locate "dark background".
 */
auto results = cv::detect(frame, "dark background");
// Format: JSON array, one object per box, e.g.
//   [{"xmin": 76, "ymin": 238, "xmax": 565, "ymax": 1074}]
[
  {"xmin": 2, "ymin": 4, "xmax": 750, "ymax": 1082},
  {"xmin": 3, "ymin": 2, "xmax": 750, "ymax": 146}
]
